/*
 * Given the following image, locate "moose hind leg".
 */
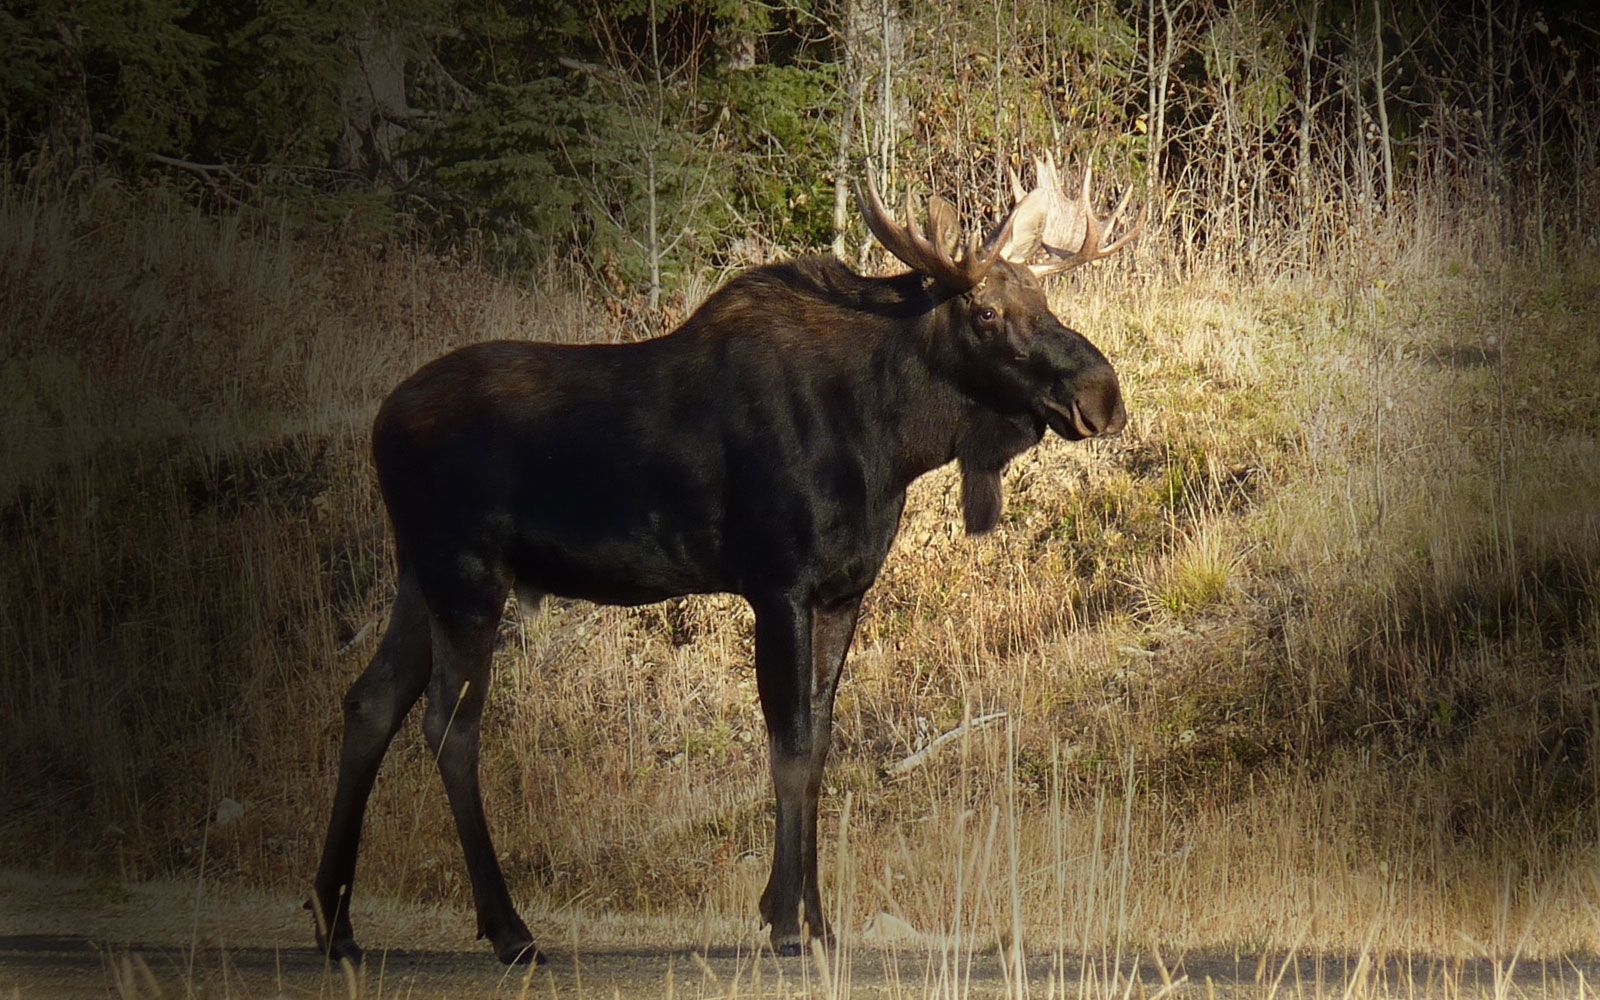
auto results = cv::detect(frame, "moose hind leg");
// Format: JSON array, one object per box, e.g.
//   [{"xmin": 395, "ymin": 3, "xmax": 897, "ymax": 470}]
[
  {"xmin": 423, "ymin": 607, "xmax": 543, "ymax": 965},
  {"xmin": 312, "ymin": 571, "xmax": 433, "ymax": 964}
]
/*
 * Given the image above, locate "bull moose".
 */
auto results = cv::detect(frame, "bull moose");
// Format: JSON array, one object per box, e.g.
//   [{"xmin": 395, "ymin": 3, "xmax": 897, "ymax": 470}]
[{"xmin": 311, "ymin": 158, "xmax": 1141, "ymax": 964}]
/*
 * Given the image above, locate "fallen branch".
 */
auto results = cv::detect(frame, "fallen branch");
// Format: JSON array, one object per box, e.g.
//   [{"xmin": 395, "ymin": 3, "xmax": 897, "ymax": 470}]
[
  {"xmin": 93, "ymin": 132, "xmax": 363, "ymax": 184},
  {"xmin": 94, "ymin": 132, "xmax": 248, "ymax": 206},
  {"xmin": 886, "ymin": 710, "xmax": 1009, "ymax": 776}
]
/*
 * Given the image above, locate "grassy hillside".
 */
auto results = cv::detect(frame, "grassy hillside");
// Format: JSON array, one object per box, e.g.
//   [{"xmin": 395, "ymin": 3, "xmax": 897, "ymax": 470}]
[{"xmin": 2, "ymin": 178, "xmax": 1598, "ymax": 959}]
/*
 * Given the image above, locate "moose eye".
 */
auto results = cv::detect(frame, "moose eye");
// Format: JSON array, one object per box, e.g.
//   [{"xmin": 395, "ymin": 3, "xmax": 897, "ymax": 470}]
[{"xmin": 976, "ymin": 307, "xmax": 998, "ymax": 323}]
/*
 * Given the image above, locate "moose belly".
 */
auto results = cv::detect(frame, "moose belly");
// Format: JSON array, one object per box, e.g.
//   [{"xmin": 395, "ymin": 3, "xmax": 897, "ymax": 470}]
[{"xmin": 505, "ymin": 518, "xmax": 729, "ymax": 607}]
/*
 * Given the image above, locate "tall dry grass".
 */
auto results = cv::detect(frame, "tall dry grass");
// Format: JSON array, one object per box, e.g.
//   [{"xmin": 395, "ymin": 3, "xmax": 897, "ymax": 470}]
[{"xmin": 2, "ymin": 170, "xmax": 1598, "ymax": 968}]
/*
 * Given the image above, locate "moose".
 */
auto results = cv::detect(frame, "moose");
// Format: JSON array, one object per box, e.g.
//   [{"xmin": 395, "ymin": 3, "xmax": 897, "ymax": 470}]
[{"xmin": 311, "ymin": 157, "xmax": 1141, "ymax": 965}]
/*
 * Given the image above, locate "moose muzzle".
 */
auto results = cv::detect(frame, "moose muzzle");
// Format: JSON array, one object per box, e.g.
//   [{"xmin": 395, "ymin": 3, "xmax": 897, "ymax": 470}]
[{"xmin": 1042, "ymin": 366, "xmax": 1126, "ymax": 440}]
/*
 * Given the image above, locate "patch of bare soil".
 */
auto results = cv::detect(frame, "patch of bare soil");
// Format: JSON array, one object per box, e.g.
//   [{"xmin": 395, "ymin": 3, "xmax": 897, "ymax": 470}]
[{"xmin": 2, "ymin": 872, "xmax": 1596, "ymax": 998}]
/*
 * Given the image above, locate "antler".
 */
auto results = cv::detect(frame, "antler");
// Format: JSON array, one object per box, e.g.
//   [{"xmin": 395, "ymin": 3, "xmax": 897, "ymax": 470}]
[
  {"xmin": 857, "ymin": 172, "xmax": 1018, "ymax": 293},
  {"xmin": 1014, "ymin": 153, "xmax": 1144, "ymax": 278}
]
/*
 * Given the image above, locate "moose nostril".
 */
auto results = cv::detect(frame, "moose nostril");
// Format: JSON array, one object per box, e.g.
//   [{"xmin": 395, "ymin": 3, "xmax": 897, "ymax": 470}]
[
  {"xmin": 1077, "ymin": 369, "xmax": 1125, "ymax": 437},
  {"xmin": 1103, "ymin": 400, "xmax": 1127, "ymax": 436}
]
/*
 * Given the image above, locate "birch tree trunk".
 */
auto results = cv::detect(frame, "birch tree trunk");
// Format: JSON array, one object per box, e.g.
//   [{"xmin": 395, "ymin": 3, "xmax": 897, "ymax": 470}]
[{"xmin": 1371, "ymin": 0, "xmax": 1394, "ymax": 209}]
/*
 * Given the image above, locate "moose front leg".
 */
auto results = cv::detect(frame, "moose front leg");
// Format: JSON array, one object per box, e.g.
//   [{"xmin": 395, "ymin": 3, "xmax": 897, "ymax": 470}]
[{"xmin": 752, "ymin": 593, "xmax": 863, "ymax": 955}]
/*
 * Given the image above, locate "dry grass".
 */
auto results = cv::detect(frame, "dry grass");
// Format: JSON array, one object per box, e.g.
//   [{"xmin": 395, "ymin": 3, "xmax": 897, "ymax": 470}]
[{"xmin": 3, "ymin": 174, "xmax": 1599, "ymax": 989}]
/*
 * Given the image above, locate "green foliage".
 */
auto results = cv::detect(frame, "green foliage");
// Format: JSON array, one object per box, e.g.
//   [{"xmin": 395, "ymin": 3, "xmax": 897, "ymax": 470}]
[
  {"xmin": 716, "ymin": 62, "xmax": 838, "ymax": 248},
  {"xmin": 1041, "ymin": 1, "xmax": 1142, "ymax": 130},
  {"xmin": 4, "ymin": 0, "xmax": 1596, "ymax": 274},
  {"xmin": 1201, "ymin": 6, "xmax": 1293, "ymax": 129},
  {"xmin": 904, "ymin": 0, "xmax": 1147, "ymax": 225},
  {"xmin": 421, "ymin": 78, "xmax": 587, "ymax": 264},
  {"xmin": 565, "ymin": 66, "xmax": 732, "ymax": 287},
  {"xmin": 419, "ymin": 1, "xmax": 839, "ymax": 278},
  {"xmin": 191, "ymin": 2, "xmax": 356, "ymax": 163},
  {"xmin": 0, "ymin": 0, "xmax": 212, "ymax": 153},
  {"xmin": 0, "ymin": 6, "xmax": 59, "ymax": 126},
  {"xmin": 439, "ymin": 0, "xmax": 588, "ymax": 86},
  {"xmin": 94, "ymin": 0, "xmax": 212, "ymax": 151}
]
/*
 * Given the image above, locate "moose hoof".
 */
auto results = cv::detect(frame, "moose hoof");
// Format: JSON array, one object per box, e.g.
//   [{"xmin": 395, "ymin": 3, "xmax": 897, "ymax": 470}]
[
  {"xmin": 494, "ymin": 939, "xmax": 547, "ymax": 966},
  {"xmin": 770, "ymin": 928, "xmax": 806, "ymax": 957},
  {"xmin": 320, "ymin": 937, "xmax": 365, "ymax": 967}
]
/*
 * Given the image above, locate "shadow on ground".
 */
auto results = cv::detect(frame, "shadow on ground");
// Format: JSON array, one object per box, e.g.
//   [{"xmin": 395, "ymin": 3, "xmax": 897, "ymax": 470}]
[{"xmin": 5, "ymin": 931, "xmax": 1599, "ymax": 999}]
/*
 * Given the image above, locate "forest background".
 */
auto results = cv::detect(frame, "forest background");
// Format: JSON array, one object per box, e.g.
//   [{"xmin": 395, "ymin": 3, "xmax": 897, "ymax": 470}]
[{"xmin": 4, "ymin": 0, "xmax": 1600, "ymax": 964}]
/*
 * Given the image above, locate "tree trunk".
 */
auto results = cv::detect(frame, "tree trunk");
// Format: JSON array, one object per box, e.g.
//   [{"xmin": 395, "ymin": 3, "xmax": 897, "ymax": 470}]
[
  {"xmin": 1371, "ymin": 0, "xmax": 1394, "ymax": 209},
  {"xmin": 718, "ymin": 10, "xmax": 758, "ymax": 72},
  {"xmin": 1296, "ymin": 1, "xmax": 1319, "ymax": 222},
  {"xmin": 333, "ymin": 30, "xmax": 410, "ymax": 182},
  {"xmin": 832, "ymin": 0, "xmax": 866, "ymax": 257},
  {"xmin": 32, "ymin": 17, "xmax": 96, "ymax": 193}
]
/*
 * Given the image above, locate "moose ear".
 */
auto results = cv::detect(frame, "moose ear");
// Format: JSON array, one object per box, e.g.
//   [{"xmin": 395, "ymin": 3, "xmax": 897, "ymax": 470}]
[
  {"xmin": 999, "ymin": 188, "xmax": 1050, "ymax": 263},
  {"xmin": 959, "ymin": 464, "xmax": 1004, "ymax": 535}
]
